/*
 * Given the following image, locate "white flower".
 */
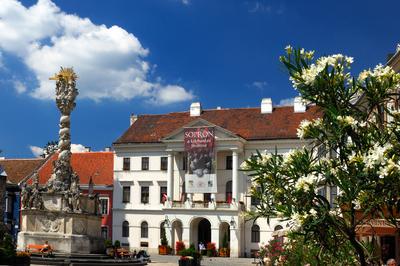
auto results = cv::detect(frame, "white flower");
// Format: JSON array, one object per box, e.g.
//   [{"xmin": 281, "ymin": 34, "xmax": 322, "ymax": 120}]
[
  {"xmin": 297, "ymin": 119, "xmax": 312, "ymax": 139},
  {"xmin": 309, "ymin": 208, "xmax": 317, "ymax": 217},
  {"xmin": 257, "ymin": 153, "xmax": 272, "ymax": 165},
  {"xmin": 337, "ymin": 115, "xmax": 357, "ymax": 128},
  {"xmin": 285, "ymin": 45, "xmax": 293, "ymax": 54},
  {"xmin": 240, "ymin": 160, "xmax": 251, "ymax": 170},
  {"xmin": 295, "ymin": 173, "xmax": 320, "ymax": 191}
]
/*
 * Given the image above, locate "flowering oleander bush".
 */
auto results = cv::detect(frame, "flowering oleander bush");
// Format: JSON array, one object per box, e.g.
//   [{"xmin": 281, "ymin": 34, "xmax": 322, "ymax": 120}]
[
  {"xmin": 259, "ymin": 238, "xmax": 285, "ymax": 265},
  {"xmin": 243, "ymin": 46, "xmax": 400, "ymax": 266}
]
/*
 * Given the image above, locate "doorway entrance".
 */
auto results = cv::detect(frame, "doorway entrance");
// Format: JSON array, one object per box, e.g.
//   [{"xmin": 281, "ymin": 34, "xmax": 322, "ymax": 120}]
[{"xmin": 198, "ymin": 218, "xmax": 211, "ymax": 245}]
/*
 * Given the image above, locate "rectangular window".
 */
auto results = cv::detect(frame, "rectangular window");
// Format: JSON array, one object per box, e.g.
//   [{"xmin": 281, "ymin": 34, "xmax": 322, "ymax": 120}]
[
  {"xmin": 226, "ymin": 156, "xmax": 233, "ymax": 170},
  {"xmin": 251, "ymin": 187, "xmax": 261, "ymax": 206},
  {"xmin": 160, "ymin": 186, "xmax": 167, "ymax": 203},
  {"xmin": 123, "ymin": 157, "xmax": 130, "ymax": 171},
  {"xmin": 100, "ymin": 198, "xmax": 109, "ymax": 215},
  {"xmin": 330, "ymin": 186, "xmax": 338, "ymax": 208},
  {"xmin": 122, "ymin": 186, "xmax": 130, "ymax": 203},
  {"xmin": 317, "ymin": 187, "xmax": 326, "ymax": 198},
  {"xmin": 101, "ymin": 226, "xmax": 108, "ymax": 239},
  {"xmin": 142, "ymin": 157, "xmax": 149, "ymax": 170},
  {"xmin": 160, "ymin": 157, "xmax": 168, "ymax": 170},
  {"xmin": 182, "ymin": 155, "xmax": 187, "ymax": 171},
  {"xmin": 141, "ymin": 186, "xmax": 149, "ymax": 204}
]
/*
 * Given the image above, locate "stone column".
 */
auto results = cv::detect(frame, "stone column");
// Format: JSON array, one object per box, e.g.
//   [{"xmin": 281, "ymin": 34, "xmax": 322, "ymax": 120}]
[
  {"xmin": 229, "ymin": 218, "xmax": 240, "ymax": 258},
  {"xmin": 182, "ymin": 226, "xmax": 191, "ymax": 248},
  {"xmin": 232, "ymin": 149, "xmax": 239, "ymax": 203},
  {"xmin": 211, "ymin": 227, "xmax": 220, "ymax": 250},
  {"xmin": 167, "ymin": 151, "xmax": 174, "ymax": 201}
]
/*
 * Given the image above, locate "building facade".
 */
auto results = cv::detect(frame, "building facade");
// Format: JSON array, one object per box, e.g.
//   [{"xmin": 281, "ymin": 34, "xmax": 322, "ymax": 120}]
[
  {"xmin": 0, "ymin": 158, "xmax": 45, "ymax": 240},
  {"xmin": 112, "ymin": 98, "xmax": 320, "ymax": 257}
]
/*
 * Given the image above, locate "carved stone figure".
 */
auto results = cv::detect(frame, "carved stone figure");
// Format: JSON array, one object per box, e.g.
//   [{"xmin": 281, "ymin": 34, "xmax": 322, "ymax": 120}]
[
  {"xmin": 20, "ymin": 182, "xmax": 31, "ymax": 209},
  {"xmin": 29, "ymin": 172, "xmax": 43, "ymax": 209}
]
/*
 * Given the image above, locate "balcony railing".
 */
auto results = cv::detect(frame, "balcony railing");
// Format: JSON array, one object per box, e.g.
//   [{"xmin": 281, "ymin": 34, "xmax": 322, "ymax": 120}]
[{"xmin": 167, "ymin": 200, "xmax": 235, "ymax": 210}]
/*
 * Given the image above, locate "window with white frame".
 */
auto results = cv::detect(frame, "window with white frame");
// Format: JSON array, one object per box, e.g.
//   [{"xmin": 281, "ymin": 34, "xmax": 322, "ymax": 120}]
[
  {"xmin": 122, "ymin": 186, "xmax": 130, "ymax": 203},
  {"xmin": 141, "ymin": 221, "xmax": 148, "ymax": 238},
  {"xmin": 99, "ymin": 197, "xmax": 109, "ymax": 215},
  {"xmin": 141, "ymin": 186, "xmax": 149, "ymax": 204}
]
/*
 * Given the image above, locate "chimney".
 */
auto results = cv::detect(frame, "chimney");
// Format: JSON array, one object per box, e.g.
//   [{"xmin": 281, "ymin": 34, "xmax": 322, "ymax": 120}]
[
  {"xmin": 130, "ymin": 113, "xmax": 138, "ymax": 125},
  {"xmin": 84, "ymin": 146, "xmax": 91, "ymax": 152},
  {"xmin": 261, "ymin": 98, "xmax": 273, "ymax": 114},
  {"xmin": 190, "ymin": 102, "xmax": 202, "ymax": 116},
  {"xmin": 104, "ymin": 147, "xmax": 111, "ymax": 152},
  {"xmin": 294, "ymin": 97, "xmax": 306, "ymax": 112}
]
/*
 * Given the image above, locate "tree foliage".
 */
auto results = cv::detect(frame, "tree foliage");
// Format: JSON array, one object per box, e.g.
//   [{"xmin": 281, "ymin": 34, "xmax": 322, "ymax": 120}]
[{"xmin": 242, "ymin": 47, "xmax": 400, "ymax": 265}]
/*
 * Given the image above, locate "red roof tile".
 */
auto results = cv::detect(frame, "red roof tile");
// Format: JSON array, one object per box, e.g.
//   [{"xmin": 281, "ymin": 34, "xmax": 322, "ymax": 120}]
[
  {"xmin": 0, "ymin": 158, "xmax": 45, "ymax": 184},
  {"xmin": 114, "ymin": 105, "xmax": 322, "ymax": 144},
  {"xmin": 36, "ymin": 152, "xmax": 113, "ymax": 186}
]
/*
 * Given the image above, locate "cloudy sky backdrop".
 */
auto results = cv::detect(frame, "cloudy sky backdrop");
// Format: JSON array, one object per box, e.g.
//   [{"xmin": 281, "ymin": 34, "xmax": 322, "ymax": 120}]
[{"xmin": 0, "ymin": 0, "xmax": 399, "ymax": 157}]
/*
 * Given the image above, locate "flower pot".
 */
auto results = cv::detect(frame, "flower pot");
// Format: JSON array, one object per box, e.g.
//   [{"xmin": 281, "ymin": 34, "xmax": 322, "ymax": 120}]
[{"xmin": 159, "ymin": 245, "xmax": 170, "ymax": 255}]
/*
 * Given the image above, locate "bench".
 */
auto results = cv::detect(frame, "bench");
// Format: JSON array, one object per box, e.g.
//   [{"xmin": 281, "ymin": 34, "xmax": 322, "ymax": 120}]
[{"xmin": 26, "ymin": 244, "xmax": 53, "ymax": 256}]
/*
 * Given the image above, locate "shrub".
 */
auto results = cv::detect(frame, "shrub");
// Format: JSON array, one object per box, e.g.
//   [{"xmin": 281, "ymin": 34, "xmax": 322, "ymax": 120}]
[
  {"xmin": 104, "ymin": 239, "xmax": 113, "ymax": 248},
  {"xmin": 161, "ymin": 228, "xmax": 168, "ymax": 246},
  {"xmin": 114, "ymin": 240, "xmax": 121, "ymax": 248}
]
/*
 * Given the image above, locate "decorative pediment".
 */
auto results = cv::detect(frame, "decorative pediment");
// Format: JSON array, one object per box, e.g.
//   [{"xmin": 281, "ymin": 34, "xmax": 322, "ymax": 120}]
[{"xmin": 162, "ymin": 118, "xmax": 243, "ymax": 142}]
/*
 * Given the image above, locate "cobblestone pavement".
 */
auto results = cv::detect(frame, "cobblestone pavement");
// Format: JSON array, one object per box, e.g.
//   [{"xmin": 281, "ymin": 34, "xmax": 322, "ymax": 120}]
[{"xmin": 150, "ymin": 254, "xmax": 256, "ymax": 266}]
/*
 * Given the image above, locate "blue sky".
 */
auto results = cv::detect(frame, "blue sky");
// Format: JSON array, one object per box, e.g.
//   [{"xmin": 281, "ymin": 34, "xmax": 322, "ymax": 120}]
[{"xmin": 0, "ymin": 0, "xmax": 399, "ymax": 158}]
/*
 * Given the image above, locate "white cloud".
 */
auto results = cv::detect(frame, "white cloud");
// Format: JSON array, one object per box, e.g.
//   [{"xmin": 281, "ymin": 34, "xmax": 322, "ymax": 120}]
[
  {"xmin": 181, "ymin": 0, "xmax": 190, "ymax": 5},
  {"xmin": 13, "ymin": 80, "xmax": 27, "ymax": 94},
  {"xmin": 0, "ymin": 0, "xmax": 193, "ymax": 104},
  {"xmin": 149, "ymin": 84, "xmax": 194, "ymax": 105},
  {"xmin": 251, "ymin": 81, "xmax": 268, "ymax": 90},
  {"xmin": 71, "ymin": 144, "xmax": 87, "ymax": 153},
  {"xmin": 30, "ymin": 143, "xmax": 88, "ymax": 157},
  {"xmin": 29, "ymin": 145, "xmax": 44, "ymax": 157},
  {"xmin": 277, "ymin": 97, "xmax": 295, "ymax": 106}
]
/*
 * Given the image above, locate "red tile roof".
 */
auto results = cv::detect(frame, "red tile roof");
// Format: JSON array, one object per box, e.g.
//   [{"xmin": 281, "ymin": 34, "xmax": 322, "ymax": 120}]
[
  {"xmin": 114, "ymin": 105, "xmax": 322, "ymax": 144},
  {"xmin": 36, "ymin": 152, "xmax": 113, "ymax": 186},
  {"xmin": 0, "ymin": 158, "xmax": 45, "ymax": 184}
]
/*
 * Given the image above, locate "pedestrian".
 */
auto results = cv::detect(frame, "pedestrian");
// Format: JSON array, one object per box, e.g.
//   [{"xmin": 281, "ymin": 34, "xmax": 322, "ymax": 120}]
[{"xmin": 387, "ymin": 258, "xmax": 396, "ymax": 266}]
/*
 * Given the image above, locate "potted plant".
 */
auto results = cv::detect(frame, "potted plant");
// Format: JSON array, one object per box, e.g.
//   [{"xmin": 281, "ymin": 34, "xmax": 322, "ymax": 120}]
[
  {"xmin": 178, "ymin": 246, "xmax": 201, "ymax": 266},
  {"xmin": 176, "ymin": 241, "xmax": 185, "ymax": 255},
  {"xmin": 158, "ymin": 228, "xmax": 171, "ymax": 255},
  {"xmin": 206, "ymin": 242, "xmax": 217, "ymax": 257},
  {"xmin": 104, "ymin": 239, "xmax": 113, "ymax": 256},
  {"xmin": 218, "ymin": 232, "xmax": 230, "ymax": 257}
]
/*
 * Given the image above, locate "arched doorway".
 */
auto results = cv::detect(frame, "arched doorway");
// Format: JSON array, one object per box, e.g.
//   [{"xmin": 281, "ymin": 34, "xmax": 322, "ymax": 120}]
[
  {"xmin": 190, "ymin": 217, "xmax": 212, "ymax": 249},
  {"xmin": 219, "ymin": 222, "xmax": 230, "ymax": 249},
  {"xmin": 172, "ymin": 220, "xmax": 183, "ymax": 251},
  {"xmin": 198, "ymin": 219, "xmax": 211, "ymax": 245}
]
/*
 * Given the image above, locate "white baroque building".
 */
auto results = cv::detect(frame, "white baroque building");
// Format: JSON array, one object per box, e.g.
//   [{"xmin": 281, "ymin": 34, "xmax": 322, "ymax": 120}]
[{"xmin": 112, "ymin": 98, "xmax": 320, "ymax": 257}]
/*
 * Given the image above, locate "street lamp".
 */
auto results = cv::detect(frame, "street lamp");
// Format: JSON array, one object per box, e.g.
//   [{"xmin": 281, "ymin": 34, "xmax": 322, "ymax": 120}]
[
  {"xmin": 230, "ymin": 216, "xmax": 236, "ymax": 228},
  {"xmin": 164, "ymin": 215, "xmax": 170, "ymax": 226}
]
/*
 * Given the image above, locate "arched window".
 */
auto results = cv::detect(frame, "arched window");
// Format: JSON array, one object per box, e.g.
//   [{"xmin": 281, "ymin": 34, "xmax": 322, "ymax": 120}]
[
  {"xmin": 274, "ymin": 225, "xmax": 283, "ymax": 231},
  {"xmin": 251, "ymin": 224, "xmax": 260, "ymax": 243},
  {"xmin": 122, "ymin": 221, "xmax": 129, "ymax": 237},
  {"xmin": 141, "ymin": 221, "xmax": 148, "ymax": 238},
  {"xmin": 226, "ymin": 180, "xmax": 232, "ymax": 203}
]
